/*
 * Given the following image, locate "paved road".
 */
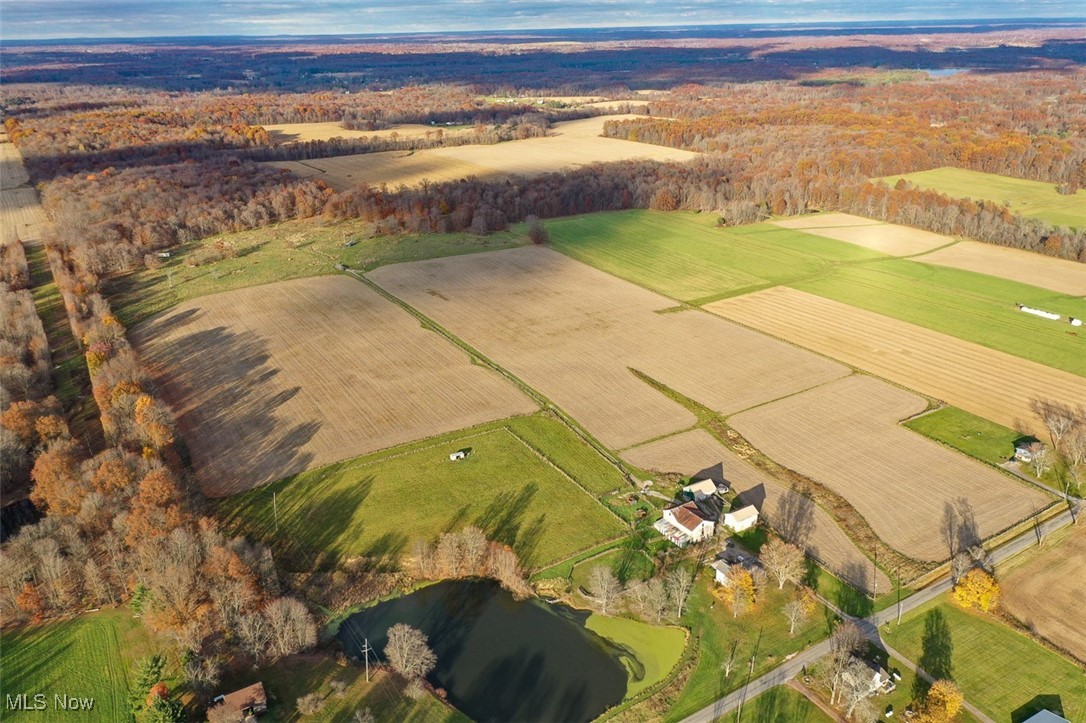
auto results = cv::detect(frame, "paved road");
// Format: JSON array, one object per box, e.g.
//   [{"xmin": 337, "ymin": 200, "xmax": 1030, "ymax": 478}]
[{"xmin": 679, "ymin": 509, "xmax": 1076, "ymax": 723}]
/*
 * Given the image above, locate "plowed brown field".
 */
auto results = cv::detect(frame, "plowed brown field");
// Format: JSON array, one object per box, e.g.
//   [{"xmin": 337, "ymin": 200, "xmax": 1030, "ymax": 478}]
[
  {"xmin": 264, "ymin": 122, "xmax": 473, "ymax": 144},
  {"xmin": 370, "ymin": 247, "xmax": 848, "ymax": 450},
  {"xmin": 0, "ymin": 137, "xmax": 30, "ymax": 188},
  {"xmin": 729, "ymin": 375, "xmax": 1051, "ymax": 561},
  {"xmin": 131, "ymin": 275, "xmax": 536, "ymax": 496},
  {"xmin": 917, "ymin": 240, "xmax": 1086, "ymax": 296},
  {"xmin": 623, "ymin": 429, "xmax": 891, "ymax": 593},
  {"xmin": 773, "ymin": 214, "xmax": 951, "ymax": 255},
  {"xmin": 1002, "ymin": 526, "xmax": 1086, "ymax": 664},
  {"xmin": 1, "ymin": 187, "xmax": 49, "ymax": 245},
  {"xmin": 706, "ymin": 286, "xmax": 1086, "ymax": 435},
  {"xmin": 268, "ymin": 116, "xmax": 697, "ymax": 190}
]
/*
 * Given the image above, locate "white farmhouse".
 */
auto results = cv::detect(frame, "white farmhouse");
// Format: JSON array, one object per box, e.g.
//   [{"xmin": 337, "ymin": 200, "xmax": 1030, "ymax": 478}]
[
  {"xmin": 682, "ymin": 479, "xmax": 719, "ymax": 500},
  {"xmin": 723, "ymin": 505, "xmax": 759, "ymax": 532},
  {"xmin": 654, "ymin": 501, "xmax": 716, "ymax": 547}
]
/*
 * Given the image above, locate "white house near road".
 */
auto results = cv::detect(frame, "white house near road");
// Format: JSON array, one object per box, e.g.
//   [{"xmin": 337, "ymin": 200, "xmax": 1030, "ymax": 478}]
[
  {"xmin": 654, "ymin": 501, "xmax": 716, "ymax": 547},
  {"xmin": 723, "ymin": 505, "xmax": 759, "ymax": 532}
]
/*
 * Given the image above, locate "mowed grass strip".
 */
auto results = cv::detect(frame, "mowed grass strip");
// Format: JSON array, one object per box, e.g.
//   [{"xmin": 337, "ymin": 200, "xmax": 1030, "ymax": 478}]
[
  {"xmin": 546, "ymin": 210, "xmax": 885, "ymax": 302},
  {"xmin": 0, "ymin": 609, "xmax": 165, "ymax": 723},
  {"xmin": 215, "ymin": 415, "xmax": 627, "ymax": 570},
  {"xmin": 904, "ymin": 407, "xmax": 1022, "ymax": 467},
  {"xmin": 879, "ymin": 167, "xmax": 1086, "ymax": 228},
  {"xmin": 883, "ymin": 598, "xmax": 1086, "ymax": 722},
  {"xmin": 793, "ymin": 259, "xmax": 1086, "ymax": 377}
]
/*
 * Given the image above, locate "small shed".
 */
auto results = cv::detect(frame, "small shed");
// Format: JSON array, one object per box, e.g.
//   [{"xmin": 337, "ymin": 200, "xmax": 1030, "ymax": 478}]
[
  {"xmin": 723, "ymin": 505, "xmax": 759, "ymax": 532},
  {"xmin": 683, "ymin": 479, "xmax": 718, "ymax": 500},
  {"xmin": 209, "ymin": 682, "xmax": 267, "ymax": 721},
  {"xmin": 449, "ymin": 451, "xmax": 467, "ymax": 462}
]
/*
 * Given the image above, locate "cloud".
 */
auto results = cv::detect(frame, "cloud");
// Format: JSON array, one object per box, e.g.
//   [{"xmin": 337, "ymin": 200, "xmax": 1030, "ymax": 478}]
[{"xmin": 0, "ymin": 0, "xmax": 1081, "ymax": 39}]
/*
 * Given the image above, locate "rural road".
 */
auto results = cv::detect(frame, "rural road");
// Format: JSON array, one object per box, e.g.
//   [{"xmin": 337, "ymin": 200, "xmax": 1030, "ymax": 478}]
[{"xmin": 679, "ymin": 509, "xmax": 1076, "ymax": 723}]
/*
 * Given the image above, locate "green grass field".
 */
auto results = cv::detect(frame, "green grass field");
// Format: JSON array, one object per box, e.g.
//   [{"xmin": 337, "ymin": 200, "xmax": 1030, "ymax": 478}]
[
  {"xmin": 215, "ymin": 415, "xmax": 627, "ymax": 570},
  {"xmin": 904, "ymin": 407, "xmax": 1023, "ymax": 466},
  {"xmin": 882, "ymin": 598, "xmax": 1086, "ymax": 722},
  {"xmin": 735, "ymin": 686, "xmax": 835, "ymax": 723},
  {"xmin": 0, "ymin": 609, "xmax": 168, "ymax": 722},
  {"xmin": 571, "ymin": 547, "xmax": 656, "ymax": 590},
  {"xmin": 546, "ymin": 210, "xmax": 885, "ymax": 303},
  {"xmin": 585, "ymin": 614, "xmax": 687, "ymax": 699},
  {"xmin": 794, "ymin": 259, "xmax": 1086, "ymax": 376},
  {"xmin": 880, "ymin": 167, "xmax": 1086, "ymax": 228},
  {"xmin": 106, "ymin": 218, "xmax": 529, "ymax": 326},
  {"xmin": 665, "ymin": 573, "xmax": 831, "ymax": 722}
]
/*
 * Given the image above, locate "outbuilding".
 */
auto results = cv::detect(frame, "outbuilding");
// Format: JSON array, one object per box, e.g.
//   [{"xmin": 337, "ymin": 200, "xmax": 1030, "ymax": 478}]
[{"xmin": 723, "ymin": 505, "xmax": 759, "ymax": 532}]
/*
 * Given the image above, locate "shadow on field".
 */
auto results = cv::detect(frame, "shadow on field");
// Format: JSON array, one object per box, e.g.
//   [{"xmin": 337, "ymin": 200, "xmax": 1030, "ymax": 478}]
[
  {"xmin": 133, "ymin": 308, "xmax": 320, "ymax": 496},
  {"xmin": 915, "ymin": 608, "xmax": 954, "ymax": 698},
  {"xmin": 775, "ymin": 484, "xmax": 816, "ymax": 548},
  {"xmin": 941, "ymin": 497, "xmax": 980, "ymax": 558},
  {"xmin": 473, "ymin": 482, "xmax": 546, "ymax": 567}
]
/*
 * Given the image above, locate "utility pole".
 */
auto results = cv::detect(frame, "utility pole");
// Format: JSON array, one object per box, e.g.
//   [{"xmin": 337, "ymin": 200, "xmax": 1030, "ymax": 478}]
[
  {"xmin": 896, "ymin": 565, "xmax": 903, "ymax": 625},
  {"xmin": 361, "ymin": 638, "xmax": 373, "ymax": 682},
  {"xmin": 273, "ymin": 492, "xmax": 279, "ymax": 533}
]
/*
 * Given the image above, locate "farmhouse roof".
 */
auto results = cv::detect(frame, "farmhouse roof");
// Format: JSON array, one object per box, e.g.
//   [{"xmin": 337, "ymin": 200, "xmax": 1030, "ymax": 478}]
[
  {"xmin": 1023, "ymin": 712, "xmax": 1070, "ymax": 723},
  {"xmin": 683, "ymin": 479, "xmax": 717, "ymax": 497},
  {"xmin": 670, "ymin": 501, "xmax": 711, "ymax": 532},
  {"xmin": 727, "ymin": 505, "xmax": 758, "ymax": 522},
  {"xmin": 214, "ymin": 682, "xmax": 267, "ymax": 717}
]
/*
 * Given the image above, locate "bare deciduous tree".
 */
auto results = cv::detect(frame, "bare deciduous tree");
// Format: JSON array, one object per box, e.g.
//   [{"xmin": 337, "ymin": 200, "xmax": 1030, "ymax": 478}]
[
  {"xmin": 385, "ymin": 623, "xmax": 437, "ymax": 685},
  {"xmin": 263, "ymin": 597, "xmax": 316, "ymax": 659},
  {"xmin": 666, "ymin": 566, "xmax": 695, "ymax": 618},
  {"xmin": 586, "ymin": 566, "xmax": 624, "ymax": 614},
  {"xmin": 632, "ymin": 578, "xmax": 669, "ymax": 623},
  {"xmin": 760, "ymin": 538, "xmax": 806, "ymax": 589},
  {"xmin": 782, "ymin": 599, "xmax": 809, "ymax": 635}
]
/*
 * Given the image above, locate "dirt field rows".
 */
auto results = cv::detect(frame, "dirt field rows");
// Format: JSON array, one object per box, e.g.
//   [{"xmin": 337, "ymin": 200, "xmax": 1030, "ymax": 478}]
[
  {"xmin": 130, "ymin": 275, "xmax": 536, "ymax": 496},
  {"xmin": 728, "ymin": 375, "xmax": 1051, "ymax": 561},
  {"xmin": 370, "ymin": 247, "xmax": 848, "ymax": 450},
  {"xmin": 263, "ymin": 121, "xmax": 473, "ymax": 144},
  {"xmin": 0, "ymin": 136, "xmax": 30, "ymax": 188},
  {"xmin": 916, "ymin": 240, "xmax": 1086, "ymax": 296},
  {"xmin": 707, "ymin": 286, "xmax": 1086, "ymax": 436},
  {"xmin": 268, "ymin": 115, "xmax": 697, "ymax": 190},
  {"xmin": 1002, "ymin": 527, "xmax": 1086, "ymax": 664},
  {"xmin": 773, "ymin": 214, "xmax": 952, "ymax": 256},
  {"xmin": 1, "ymin": 187, "xmax": 50, "ymax": 245},
  {"xmin": 623, "ymin": 429, "xmax": 891, "ymax": 593}
]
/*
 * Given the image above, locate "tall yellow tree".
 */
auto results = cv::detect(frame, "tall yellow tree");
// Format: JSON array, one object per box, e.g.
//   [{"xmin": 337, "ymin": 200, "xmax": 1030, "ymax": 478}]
[
  {"xmin": 953, "ymin": 568, "xmax": 1000, "ymax": 612},
  {"xmin": 914, "ymin": 679, "xmax": 964, "ymax": 723},
  {"xmin": 714, "ymin": 567, "xmax": 756, "ymax": 618}
]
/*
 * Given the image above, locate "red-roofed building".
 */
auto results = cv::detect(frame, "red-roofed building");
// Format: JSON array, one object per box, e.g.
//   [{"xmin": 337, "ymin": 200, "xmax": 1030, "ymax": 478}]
[
  {"xmin": 654, "ymin": 500, "xmax": 716, "ymax": 546},
  {"xmin": 208, "ymin": 682, "xmax": 267, "ymax": 722}
]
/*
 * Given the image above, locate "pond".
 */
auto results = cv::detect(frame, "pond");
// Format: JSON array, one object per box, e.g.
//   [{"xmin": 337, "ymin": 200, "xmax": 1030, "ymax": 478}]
[{"xmin": 337, "ymin": 579, "xmax": 628, "ymax": 722}]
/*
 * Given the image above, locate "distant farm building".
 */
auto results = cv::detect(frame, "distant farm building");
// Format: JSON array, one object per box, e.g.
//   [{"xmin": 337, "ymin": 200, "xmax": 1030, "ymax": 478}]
[
  {"xmin": 655, "ymin": 500, "xmax": 717, "ymax": 546},
  {"xmin": 209, "ymin": 682, "xmax": 267, "ymax": 722},
  {"xmin": 449, "ymin": 450, "xmax": 467, "ymax": 462},
  {"xmin": 682, "ymin": 479, "xmax": 720, "ymax": 500},
  {"xmin": 1014, "ymin": 443, "xmax": 1046, "ymax": 463},
  {"xmin": 723, "ymin": 505, "xmax": 759, "ymax": 532}
]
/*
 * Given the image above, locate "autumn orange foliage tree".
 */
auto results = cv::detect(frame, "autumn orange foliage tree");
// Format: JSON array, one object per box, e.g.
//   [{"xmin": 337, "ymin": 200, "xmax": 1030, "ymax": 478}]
[{"xmin": 952, "ymin": 568, "xmax": 1001, "ymax": 612}]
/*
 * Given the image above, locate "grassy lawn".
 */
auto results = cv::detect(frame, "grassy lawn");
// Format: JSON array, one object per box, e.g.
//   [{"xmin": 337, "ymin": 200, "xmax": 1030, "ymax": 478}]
[
  {"xmin": 215, "ymin": 414, "xmax": 627, "ymax": 571},
  {"xmin": 794, "ymin": 259, "xmax": 1086, "ymax": 376},
  {"xmin": 106, "ymin": 218, "xmax": 528, "ymax": 326},
  {"xmin": 882, "ymin": 598, "xmax": 1086, "ymax": 722},
  {"xmin": 736, "ymin": 686, "xmax": 835, "ymax": 722},
  {"xmin": 905, "ymin": 407, "xmax": 1023, "ymax": 466},
  {"xmin": 0, "ymin": 608, "xmax": 170, "ymax": 722},
  {"xmin": 586, "ymin": 614, "xmax": 687, "ymax": 699},
  {"xmin": 219, "ymin": 658, "xmax": 466, "ymax": 723},
  {"xmin": 571, "ymin": 547, "xmax": 656, "ymax": 589},
  {"xmin": 545, "ymin": 210, "xmax": 885, "ymax": 303},
  {"xmin": 879, "ymin": 167, "xmax": 1086, "ymax": 228},
  {"xmin": 665, "ymin": 573, "xmax": 832, "ymax": 722}
]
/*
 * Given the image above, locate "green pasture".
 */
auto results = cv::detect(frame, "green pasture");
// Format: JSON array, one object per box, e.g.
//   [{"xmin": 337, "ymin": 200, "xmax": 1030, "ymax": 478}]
[{"xmin": 904, "ymin": 407, "xmax": 1023, "ymax": 467}]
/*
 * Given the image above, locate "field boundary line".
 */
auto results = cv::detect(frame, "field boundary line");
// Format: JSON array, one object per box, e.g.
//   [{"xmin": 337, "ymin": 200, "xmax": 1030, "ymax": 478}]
[
  {"xmin": 348, "ymin": 267, "xmax": 638, "ymax": 487},
  {"xmin": 618, "ymin": 425, "xmax": 702, "ymax": 454}
]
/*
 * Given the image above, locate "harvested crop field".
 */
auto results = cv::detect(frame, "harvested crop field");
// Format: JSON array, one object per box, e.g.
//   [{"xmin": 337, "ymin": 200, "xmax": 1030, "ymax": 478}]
[
  {"xmin": 917, "ymin": 240, "xmax": 1086, "ymax": 296},
  {"xmin": 1001, "ymin": 526, "xmax": 1086, "ymax": 664},
  {"xmin": 263, "ymin": 121, "xmax": 471, "ymax": 144},
  {"xmin": 131, "ymin": 275, "xmax": 535, "ymax": 495},
  {"xmin": 1, "ymin": 187, "xmax": 50, "ymax": 245},
  {"xmin": 773, "ymin": 215, "xmax": 952, "ymax": 256},
  {"xmin": 0, "ymin": 136, "xmax": 30, "ymax": 188},
  {"xmin": 707, "ymin": 286, "xmax": 1086, "ymax": 435},
  {"xmin": 623, "ymin": 429, "xmax": 890, "ymax": 593},
  {"xmin": 370, "ymin": 247, "xmax": 848, "ymax": 450},
  {"xmin": 728, "ymin": 375, "xmax": 1051, "ymax": 561},
  {"xmin": 268, "ymin": 116, "xmax": 697, "ymax": 190}
]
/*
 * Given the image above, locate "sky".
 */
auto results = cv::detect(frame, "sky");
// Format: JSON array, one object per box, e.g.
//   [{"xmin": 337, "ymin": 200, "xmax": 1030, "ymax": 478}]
[{"xmin": 1, "ymin": 0, "xmax": 1082, "ymax": 40}]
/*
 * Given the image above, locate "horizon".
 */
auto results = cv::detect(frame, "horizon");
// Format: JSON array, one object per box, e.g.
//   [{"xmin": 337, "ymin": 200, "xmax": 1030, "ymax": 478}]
[{"xmin": 2, "ymin": 2, "xmax": 1085, "ymax": 42}]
